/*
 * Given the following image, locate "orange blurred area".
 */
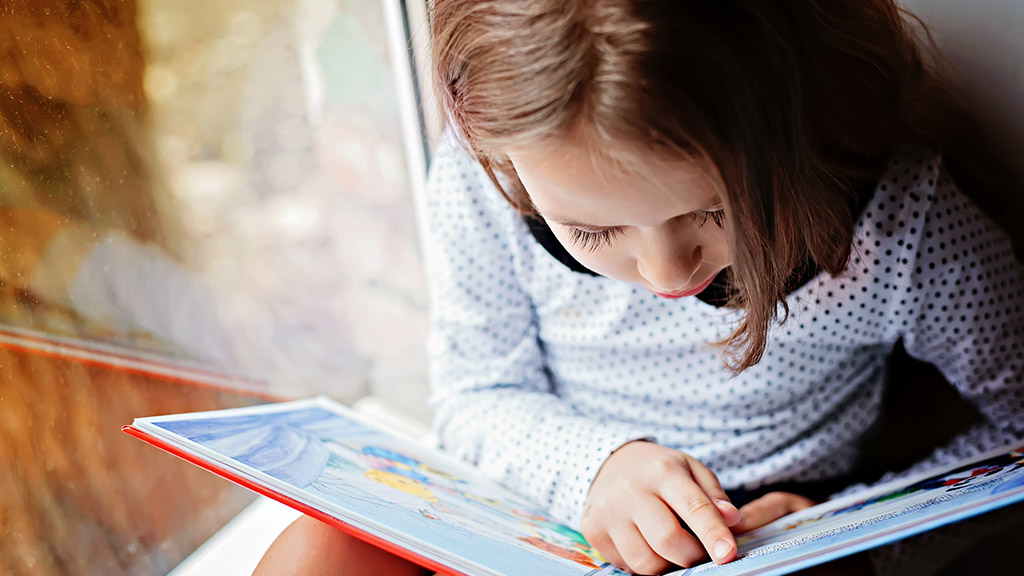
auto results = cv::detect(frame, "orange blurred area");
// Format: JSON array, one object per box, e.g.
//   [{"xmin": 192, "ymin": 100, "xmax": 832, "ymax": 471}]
[
  {"xmin": 0, "ymin": 342, "xmax": 261, "ymax": 575},
  {"xmin": 0, "ymin": 4, "xmax": 293, "ymax": 572}
]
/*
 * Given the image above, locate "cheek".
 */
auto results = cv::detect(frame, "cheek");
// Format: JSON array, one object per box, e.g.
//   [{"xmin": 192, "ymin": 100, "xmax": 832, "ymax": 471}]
[{"xmin": 705, "ymin": 226, "xmax": 733, "ymax": 265}]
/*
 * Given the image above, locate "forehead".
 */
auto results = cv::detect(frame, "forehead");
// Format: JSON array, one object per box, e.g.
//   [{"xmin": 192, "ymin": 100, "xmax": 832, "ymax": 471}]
[{"xmin": 506, "ymin": 137, "xmax": 721, "ymax": 227}]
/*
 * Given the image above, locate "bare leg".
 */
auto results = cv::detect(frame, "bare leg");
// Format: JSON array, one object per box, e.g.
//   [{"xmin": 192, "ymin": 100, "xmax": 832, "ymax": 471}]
[{"xmin": 254, "ymin": 515, "xmax": 433, "ymax": 576}]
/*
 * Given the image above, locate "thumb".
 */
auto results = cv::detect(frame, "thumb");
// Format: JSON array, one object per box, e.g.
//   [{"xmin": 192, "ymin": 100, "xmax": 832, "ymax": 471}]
[{"xmin": 732, "ymin": 492, "xmax": 816, "ymax": 534}]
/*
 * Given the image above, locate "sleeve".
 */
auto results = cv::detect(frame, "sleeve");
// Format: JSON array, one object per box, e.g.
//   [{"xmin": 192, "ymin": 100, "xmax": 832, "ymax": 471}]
[
  {"xmin": 3, "ymin": 208, "xmax": 239, "ymax": 369},
  {"xmin": 61, "ymin": 229, "xmax": 237, "ymax": 368},
  {"xmin": 2, "ymin": 208, "xmax": 91, "ymax": 297},
  {"xmin": 874, "ymin": 158, "xmax": 1024, "ymax": 483},
  {"xmin": 421, "ymin": 135, "xmax": 654, "ymax": 528}
]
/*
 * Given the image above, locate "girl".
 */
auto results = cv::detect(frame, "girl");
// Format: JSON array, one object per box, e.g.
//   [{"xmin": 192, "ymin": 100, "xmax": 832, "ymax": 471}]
[{"xmin": 257, "ymin": 0, "xmax": 1024, "ymax": 574}]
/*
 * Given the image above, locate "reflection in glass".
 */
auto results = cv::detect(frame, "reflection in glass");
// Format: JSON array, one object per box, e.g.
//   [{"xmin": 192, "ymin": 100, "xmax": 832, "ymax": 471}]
[{"xmin": 1, "ymin": 1, "xmax": 427, "ymax": 574}]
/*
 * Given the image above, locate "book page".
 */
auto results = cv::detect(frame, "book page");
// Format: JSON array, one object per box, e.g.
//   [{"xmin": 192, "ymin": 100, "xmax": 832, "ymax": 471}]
[
  {"xmin": 133, "ymin": 398, "xmax": 612, "ymax": 576},
  {"xmin": 668, "ymin": 445, "xmax": 1024, "ymax": 575}
]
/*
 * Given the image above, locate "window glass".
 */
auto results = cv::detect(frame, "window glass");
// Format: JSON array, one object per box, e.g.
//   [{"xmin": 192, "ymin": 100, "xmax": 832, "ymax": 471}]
[{"xmin": 0, "ymin": 1, "xmax": 428, "ymax": 573}]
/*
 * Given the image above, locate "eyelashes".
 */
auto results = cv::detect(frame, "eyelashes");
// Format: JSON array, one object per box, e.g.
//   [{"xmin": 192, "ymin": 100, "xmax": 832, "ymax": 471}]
[
  {"xmin": 566, "ymin": 227, "xmax": 625, "ymax": 251},
  {"xmin": 565, "ymin": 209, "xmax": 726, "ymax": 252},
  {"xmin": 688, "ymin": 209, "xmax": 726, "ymax": 229}
]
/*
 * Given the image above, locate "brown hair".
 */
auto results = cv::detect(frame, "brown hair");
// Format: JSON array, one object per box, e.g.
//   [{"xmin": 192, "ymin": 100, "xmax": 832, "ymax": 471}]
[{"xmin": 431, "ymin": 0, "xmax": 978, "ymax": 371}]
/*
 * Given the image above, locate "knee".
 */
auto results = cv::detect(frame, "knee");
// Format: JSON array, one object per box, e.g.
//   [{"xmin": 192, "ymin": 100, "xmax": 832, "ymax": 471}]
[{"xmin": 254, "ymin": 515, "xmax": 431, "ymax": 576}]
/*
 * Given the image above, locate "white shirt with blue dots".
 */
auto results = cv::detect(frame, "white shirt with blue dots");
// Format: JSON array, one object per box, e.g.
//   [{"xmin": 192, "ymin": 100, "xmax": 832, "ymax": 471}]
[{"xmin": 421, "ymin": 133, "xmax": 1024, "ymax": 532}]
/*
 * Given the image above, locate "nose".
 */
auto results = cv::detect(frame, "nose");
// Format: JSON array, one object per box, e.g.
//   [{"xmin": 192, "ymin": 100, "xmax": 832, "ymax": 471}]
[{"xmin": 636, "ymin": 236, "xmax": 703, "ymax": 293}]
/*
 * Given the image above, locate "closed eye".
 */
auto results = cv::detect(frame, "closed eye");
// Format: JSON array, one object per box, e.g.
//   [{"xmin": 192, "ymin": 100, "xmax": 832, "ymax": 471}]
[
  {"xmin": 688, "ymin": 209, "xmax": 726, "ymax": 228},
  {"xmin": 562, "ymin": 206, "xmax": 723, "ymax": 251},
  {"xmin": 565, "ymin": 227, "xmax": 625, "ymax": 251}
]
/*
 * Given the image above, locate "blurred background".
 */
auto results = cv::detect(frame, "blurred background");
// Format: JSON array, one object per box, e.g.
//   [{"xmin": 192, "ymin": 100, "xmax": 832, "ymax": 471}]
[
  {"xmin": 1, "ymin": 0, "xmax": 434, "ymax": 574},
  {"xmin": 0, "ymin": 0, "xmax": 1020, "ymax": 575},
  {"xmin": 0, "ymin": 0, "xmax": 434, "ymax": 404}
]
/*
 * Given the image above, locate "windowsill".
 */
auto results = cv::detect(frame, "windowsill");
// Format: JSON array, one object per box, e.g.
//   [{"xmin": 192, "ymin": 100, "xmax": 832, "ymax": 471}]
[{"xmin": 168, "ymin": 497, "xmax": 301, "ymax": 576}]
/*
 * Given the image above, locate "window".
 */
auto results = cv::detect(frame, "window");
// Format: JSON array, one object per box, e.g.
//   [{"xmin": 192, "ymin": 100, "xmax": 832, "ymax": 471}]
[{"xmin": 0, "ymin": 1, "xmax": 433, "ymax": 573}]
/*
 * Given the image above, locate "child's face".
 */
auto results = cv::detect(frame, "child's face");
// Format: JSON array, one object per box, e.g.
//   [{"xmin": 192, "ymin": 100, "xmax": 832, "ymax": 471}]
[{"xmin": 507, "ymin": 135, "xmax": 733, "ymax": 298}]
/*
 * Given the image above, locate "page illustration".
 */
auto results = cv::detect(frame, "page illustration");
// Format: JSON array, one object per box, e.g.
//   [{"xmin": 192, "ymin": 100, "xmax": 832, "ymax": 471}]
[{"xmin": 137, "ymin": 400, "xmax": 611, "ymax": 576}]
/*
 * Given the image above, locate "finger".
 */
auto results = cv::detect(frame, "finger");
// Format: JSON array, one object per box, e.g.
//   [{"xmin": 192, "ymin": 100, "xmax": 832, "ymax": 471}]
[
  {"xmin": 634, "ymin": 502, "xmax": 706, "ymax": 568},
  {"xmin": 733, "ymin": 492, "xmax": 815, "ymax": 534},
  {"xmin": 583, "ymin": 527, "xmax": 625, "ymax": 571},
  {"xmin": 686, "ymin": 458, "xmax": 741, "ymax": 526},
  {"xmin": 596, "ymin": 540, "xmax": 628, "ymax": 574},
  {"xmin": 715, "ymin": 499, "xmax": 742, "ymax": 527},
  {"xmin": 733, "ymin": 492, "xmax": 817, "ymax": 534},
  {"xmin": 661, "ymin": 477, "xmax": 737, "ymax": 564},
  {"xmin": 610, "ymin": 525, "xmax": 671, "ymax": 575}
]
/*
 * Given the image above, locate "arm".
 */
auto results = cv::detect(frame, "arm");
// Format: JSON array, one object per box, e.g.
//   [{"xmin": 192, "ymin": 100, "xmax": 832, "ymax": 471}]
[
  {"xmin": 861, "ymin": 159, "xmax": 1024, "ymax": 486},
  {"xmin": 422, "ymin": 134, "xmax": 655, "ymax": 527},
  {"xmin": 851, "ymin": 170, "xmax": 1024, "ymax": 575},
  {"xmin": 6, "ymin": 208, "xmax": 239, "ymax": 370},
  {"xmin": 0, "ymin": 208, "xmax": 93, "ymax": 299}
]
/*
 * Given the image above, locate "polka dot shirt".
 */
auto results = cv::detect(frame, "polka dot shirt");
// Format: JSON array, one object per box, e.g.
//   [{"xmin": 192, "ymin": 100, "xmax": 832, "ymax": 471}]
[{"xmin": 422, "ymin": 133, "xmax": 1024, "ymax": 530}]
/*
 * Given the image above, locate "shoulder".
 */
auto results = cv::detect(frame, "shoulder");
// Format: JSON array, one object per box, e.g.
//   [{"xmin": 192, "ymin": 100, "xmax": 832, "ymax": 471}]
[
  {"xmin": 425, "ymin": 132, "xmax": 485, "ymax": 206},
  {"xmin": 856, "ymin": 146, "xmax": 981, "ymax": 255},
  {"xmin": 854, "ymin": 144, "xmax": 1017, "ymax": 290},
  {"xmin": 422, "ymin": 133, "xmax": 519, "ymax": 243},
  {"xmin": 421, "ymin": 133, "xmax": 542, "ymax": 280},
  {"xmin": 862, "ymin": 145, "xmax": 943, "ymax": 225},
  {"xmin": 425, "ymin": 132, "xmax": 522, "ymax": 224}
]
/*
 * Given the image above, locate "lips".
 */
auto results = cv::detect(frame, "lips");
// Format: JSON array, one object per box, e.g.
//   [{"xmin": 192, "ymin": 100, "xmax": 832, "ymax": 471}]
[{"xmin": 652, "ymin": 272, "xmax": 718, "ymax": 299}]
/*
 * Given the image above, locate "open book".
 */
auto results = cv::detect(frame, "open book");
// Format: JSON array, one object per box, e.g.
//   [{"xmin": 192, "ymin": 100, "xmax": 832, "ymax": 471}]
[{"xmin": 124, "ymin": 397, "xmax": 1024, "ymax": 576}]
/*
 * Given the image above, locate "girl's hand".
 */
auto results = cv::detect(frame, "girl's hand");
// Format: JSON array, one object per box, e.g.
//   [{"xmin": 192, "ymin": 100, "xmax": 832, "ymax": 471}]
[
  {"xmin": 731, "ymin": 492, "xmax": 817, "ymax": 534},
  {"xmin": 582, "ymin": 441, "xmax": 742, "ymax": 575}
]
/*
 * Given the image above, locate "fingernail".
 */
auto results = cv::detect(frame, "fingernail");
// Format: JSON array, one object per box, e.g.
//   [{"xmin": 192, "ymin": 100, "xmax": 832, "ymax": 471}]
[
  {"xmin": 713, "ymin": 539, "xmax": 733, "ymax": 561},
  {"xmin": 715, "ymin": 498, "xmax": 737, "ymax": 511}
]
